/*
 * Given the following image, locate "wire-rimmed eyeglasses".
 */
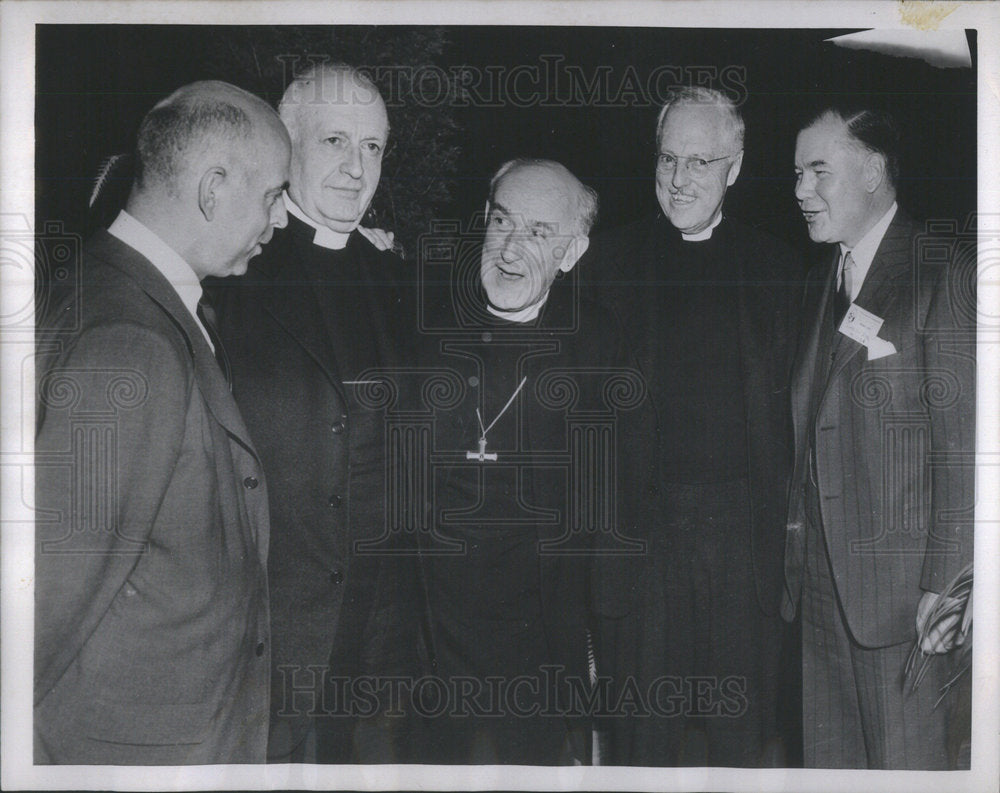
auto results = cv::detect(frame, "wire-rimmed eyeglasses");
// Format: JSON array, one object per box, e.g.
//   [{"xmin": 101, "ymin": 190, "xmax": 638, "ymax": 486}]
[{"xmin": 655, "ymin": 151, "xmax": 741, "ymax": 178}]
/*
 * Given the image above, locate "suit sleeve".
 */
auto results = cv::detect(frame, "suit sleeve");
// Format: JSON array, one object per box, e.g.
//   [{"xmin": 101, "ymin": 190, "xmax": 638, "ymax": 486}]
[
  {"xmin": 920, "ymin": 261, "xmax": 976, "ymax": 593},
  {"xmin": 34, "ymin": 322, "xmax": 192, "ymax": 702}
]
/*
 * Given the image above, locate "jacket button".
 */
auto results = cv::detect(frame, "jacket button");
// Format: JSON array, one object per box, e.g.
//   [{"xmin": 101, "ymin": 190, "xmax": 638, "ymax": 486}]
[
  {"xmin": 330, "ymin": 420, "xmax": 346, "ymax": 434},
  {"xmin": 255, "ymin": 641, "xmax": 265, "ymax": 657},
  {"xmin": 330, "ymin": 569, "xmax": 344, "ymax": 585},
  {"xmin": 328, "ymin": 494, "xmax": 343, "ymax": 508},
  {"xmin": 243, "ymin": 476, "xmax": 259, "ymax": 489}
]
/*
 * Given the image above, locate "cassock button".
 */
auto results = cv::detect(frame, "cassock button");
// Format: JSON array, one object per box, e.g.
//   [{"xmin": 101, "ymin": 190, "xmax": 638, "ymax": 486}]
[
  {"xmin": 328, "ymin": 494, "xmax": 343, "ymax": 508},
  {"xmin": 331, "ymin": 418, "xmax": 347, "ymax": 434},
  {"xmin": 243, "ymin": 476, "xmax": 259, "ymax": 489},
  {"xmin": 255, "ymin": 641, "xmax": 265, "ymax": 657},
  {"xmin": 330, "ymin": 569, "xmax": 344, "ymax": 585}
]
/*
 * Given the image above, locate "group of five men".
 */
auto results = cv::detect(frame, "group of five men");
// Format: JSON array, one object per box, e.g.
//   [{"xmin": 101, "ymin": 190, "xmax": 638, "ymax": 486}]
[{"xmin": 34, "ymin": 63, "xmax": 974, "ymax": 769}]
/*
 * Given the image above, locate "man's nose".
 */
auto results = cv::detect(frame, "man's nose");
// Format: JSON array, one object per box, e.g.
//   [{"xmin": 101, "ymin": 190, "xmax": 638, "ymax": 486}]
[
  {"xmin": 499, "ymin": 232, "xmax": 523, "ymax": 263},
  {"xmin": 271, "ymin": 198, "xmax": 288, "ymax": 229},
  {"xmin": 670, "ymin": 161, "xmax": 692, "ymax": 188},
  {"xmin": 794, "ymin": 173, "xmax": 812, "ymax": 202},
  {"xmin": 340, "ymin": 145, "xmax": 364, "ymax": 179}
]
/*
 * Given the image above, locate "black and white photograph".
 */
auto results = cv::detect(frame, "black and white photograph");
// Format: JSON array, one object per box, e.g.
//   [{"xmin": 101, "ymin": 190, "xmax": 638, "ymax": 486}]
[{"xmin": 2, "ymin": 1, "xmax": 997, "ymax": 791}]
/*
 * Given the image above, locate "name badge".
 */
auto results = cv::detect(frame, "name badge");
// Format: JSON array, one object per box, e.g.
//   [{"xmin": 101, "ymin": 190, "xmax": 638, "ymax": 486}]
[{"xmin": 838, "ymin": 304, "xmax": 897, "ymax": 360}]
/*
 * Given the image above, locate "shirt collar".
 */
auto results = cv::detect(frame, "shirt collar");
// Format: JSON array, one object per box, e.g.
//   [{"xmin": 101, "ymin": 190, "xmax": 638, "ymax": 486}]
[
  {"xmin": 838, "ymin": 202, "xmax": 897, "ymax": 301},
  {"xmin": 107, "ymin": 210, "xmax": 211, "ymax": 348},
  {"xmin": 680, "ymin": 210, "xmax": 723, "ymax": 242},
  {"xmin": 486, "ymin": 293, "xmax": 550, "ymax": 324},
  {"xmin": 284, "ymin": 192, "xmax": 352, "ymax": 251}
]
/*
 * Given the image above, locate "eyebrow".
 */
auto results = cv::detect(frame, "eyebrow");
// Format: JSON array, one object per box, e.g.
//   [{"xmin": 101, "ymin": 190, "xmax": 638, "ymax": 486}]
[{"xmin": 490, "ymin": 202, "xmax": 559, "ymax": 232}]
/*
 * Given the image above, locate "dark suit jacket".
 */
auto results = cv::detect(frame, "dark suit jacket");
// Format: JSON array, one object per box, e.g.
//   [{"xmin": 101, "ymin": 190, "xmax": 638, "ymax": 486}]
[
  {"xmin": 782, "ymin": 210, "xmax": 976, "ymax": 648},
  {"xmin": 583, "ymin": 214, "xmax": 801, "ymax": 616},
  {"xmin": 34, "ymin": 231, "xmax": 270, "ymax": 764},
  {"xmin": 210, "ymin": 217, "xmax": 421, "ymax": 762}
]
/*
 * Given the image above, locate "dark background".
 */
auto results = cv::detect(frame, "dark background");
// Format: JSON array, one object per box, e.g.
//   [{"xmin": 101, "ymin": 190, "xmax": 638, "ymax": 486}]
[{"xmin": 36, "ymin": 25, "xmax": 977, "ymax": 259}]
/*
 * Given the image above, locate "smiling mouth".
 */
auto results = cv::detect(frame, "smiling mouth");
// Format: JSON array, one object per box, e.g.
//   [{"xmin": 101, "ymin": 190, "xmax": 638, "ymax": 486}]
[
  {"xmin": 669, "ymin": 192, "xmax": 696, "ymax": 205},
  {"xmin": 801, "ymin": 209, "xmax": 823, "ymax": 221},
  {"xmin": 495, "ymin": 264, "xmax": 523, "ymax": 279}
]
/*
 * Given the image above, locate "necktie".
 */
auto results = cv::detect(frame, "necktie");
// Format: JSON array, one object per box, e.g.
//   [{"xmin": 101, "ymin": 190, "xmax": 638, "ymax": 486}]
[
  {"xmin": 834, "ymin": 250, "xmax": 855, "ymax": 328},
  {"xmin": 197, "ymin": 295, "xmax": 232, "ymax": 390}
]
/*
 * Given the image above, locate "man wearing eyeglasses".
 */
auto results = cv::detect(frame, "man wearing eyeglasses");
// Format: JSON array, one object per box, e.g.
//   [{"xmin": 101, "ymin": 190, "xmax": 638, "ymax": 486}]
[{"xmin": 582, "ymin": 87, "xmax": 801, "ymax": 766}]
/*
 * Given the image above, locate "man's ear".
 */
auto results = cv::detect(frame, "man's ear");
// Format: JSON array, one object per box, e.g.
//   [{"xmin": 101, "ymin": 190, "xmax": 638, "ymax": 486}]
[
  {"xmin": 725, "ymin": 149, "xmax": 744, "ymax": 188},
  {"xmin": 198, "ymin": 166, "xmax": 226, "ymax": 221},
  {"xmin": 864, "ymin": 152, "xmax": 887, "ymax": 193},
  {"xmin": 558, "ymin": 235, "xmax": 590, "ymax": 273}
]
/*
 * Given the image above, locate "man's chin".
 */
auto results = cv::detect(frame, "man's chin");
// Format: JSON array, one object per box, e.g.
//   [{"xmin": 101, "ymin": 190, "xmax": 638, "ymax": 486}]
[
  {"xmin": 483, "ymin": 288, "xmax": 525, "ymax": 314},
  {"xmin": 317, "ymin": 204, "xmax": 364, "ymax": 233}
]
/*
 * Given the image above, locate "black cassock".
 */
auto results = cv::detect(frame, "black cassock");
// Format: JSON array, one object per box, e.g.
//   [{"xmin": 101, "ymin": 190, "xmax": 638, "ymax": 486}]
[{"xmin": 413, "ymin": 272, "xmax": 656, "ymax": 764}]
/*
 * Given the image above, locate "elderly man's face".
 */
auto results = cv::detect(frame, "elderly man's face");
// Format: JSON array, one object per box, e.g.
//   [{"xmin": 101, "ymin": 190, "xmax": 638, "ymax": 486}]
[
  {"xmin": 208, "ymin": 126, "xmax": 290, "ymax": 278},
  {"xmin": 794, "ymin": 114, "xmax": 876, "ymax": 249},
  {"xmin": 655, "ymin": 103, "xmax": 742, "ymax": 235},
  {"xmin": 287, "ymin": 76, "xmax": 388, "ymax": 233},
  {"xmin": 480, "ymin": 164, "xmax": 582, "ymax": 313}
]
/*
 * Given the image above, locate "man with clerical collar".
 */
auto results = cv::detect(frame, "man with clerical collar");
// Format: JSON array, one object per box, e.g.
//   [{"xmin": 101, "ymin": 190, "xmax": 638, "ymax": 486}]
[
  {"xmin": 211, "ymin": 63, "xmax": 421, "ymax": 764},
  {"xmin": 580, "ymin": 87, "xmax": 802, "ymax": 766},
  {"xmin": 35, "ymin": 81, "xmax": 289, "ymax": 764},
  {"xmin": 784, "ymin": 105, "xmax": 974, "ymax": 768},
  {"xmin": 414, "ymin": 158, "xmax": 655, "ymax": 764}
]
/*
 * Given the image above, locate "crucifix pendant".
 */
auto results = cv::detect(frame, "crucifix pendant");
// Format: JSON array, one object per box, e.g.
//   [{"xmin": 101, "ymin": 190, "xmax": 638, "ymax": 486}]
[{"xmin": 466, "ymin": 437, "xmax": 498, "ymax": 462}]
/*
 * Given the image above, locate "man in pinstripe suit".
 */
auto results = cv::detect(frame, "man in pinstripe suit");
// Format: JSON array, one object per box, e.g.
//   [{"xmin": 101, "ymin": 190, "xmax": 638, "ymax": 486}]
[{"xmin": 783, "ymin": 105, "xmax": 975, "ymax": 768}]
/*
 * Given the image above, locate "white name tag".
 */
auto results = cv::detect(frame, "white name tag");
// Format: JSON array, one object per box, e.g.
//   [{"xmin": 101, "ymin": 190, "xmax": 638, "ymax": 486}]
[{"xmin": 838, "ymin": 304, "xmax": 897, "ymax": 360}]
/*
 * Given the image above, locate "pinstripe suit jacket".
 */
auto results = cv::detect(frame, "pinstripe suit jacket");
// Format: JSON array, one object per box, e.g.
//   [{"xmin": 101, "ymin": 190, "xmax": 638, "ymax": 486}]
[{"xmin": 782, "ymin": 211, "xmax": 975, "ymax": 648}]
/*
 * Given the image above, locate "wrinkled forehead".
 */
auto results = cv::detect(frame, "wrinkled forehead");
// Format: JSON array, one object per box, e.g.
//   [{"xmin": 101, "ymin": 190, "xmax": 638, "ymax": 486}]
[
  {"xmin": 493, "ymin": 166, "xmax": 578, "ymax": 230},
  {"xmin": 295, "ymin": 96, "xmax": 389, "ymax": 136}
]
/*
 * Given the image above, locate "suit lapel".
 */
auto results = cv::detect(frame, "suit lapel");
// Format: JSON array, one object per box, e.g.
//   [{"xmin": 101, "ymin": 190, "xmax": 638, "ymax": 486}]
[
  {"xmin": 828, "ymin": 213, "xmax": 913, "ymax": 382},
  {"xmin": 791, "ymin": 250, "xmax": 837, "ymax": 463},
  {"xmin": 93, "ymin": 232, "xmax": 262, "ymax": 461}
]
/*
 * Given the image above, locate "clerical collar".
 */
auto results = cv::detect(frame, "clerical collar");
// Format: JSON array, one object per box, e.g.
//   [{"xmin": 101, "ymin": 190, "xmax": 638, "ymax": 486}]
[
  {"xmin": 486, "ymin": 293, "xmax": 549, "ymax": 324},
  {"xmin": 284, "ymin": 192, "xmax": 352, "ymax": 250},
  {"xmin": 680, "ymin": 211, "xmax": 723, "ymax": 242}
]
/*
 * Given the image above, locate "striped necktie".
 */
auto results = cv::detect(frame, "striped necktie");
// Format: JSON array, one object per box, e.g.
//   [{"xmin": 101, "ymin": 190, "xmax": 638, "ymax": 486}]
[{"xmin": 834, "ymin": 250, "xmax": 855, "ymax": 327}]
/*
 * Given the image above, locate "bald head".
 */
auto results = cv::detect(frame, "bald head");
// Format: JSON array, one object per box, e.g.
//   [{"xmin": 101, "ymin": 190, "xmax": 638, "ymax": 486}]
[
  {"xmin": 134, "ymin": 80, "xmax": 288, "ymax": 198},
  {"xmin": 489, "ymin": 158, "xmax": 599, "ymax": 237},
  {"xmin": 480, "ymin": 158, "xmax": 597, "ymax": 313},
  {"xmin": 127, "ymin": 80, "xmax": 291, "ymax": 280}
]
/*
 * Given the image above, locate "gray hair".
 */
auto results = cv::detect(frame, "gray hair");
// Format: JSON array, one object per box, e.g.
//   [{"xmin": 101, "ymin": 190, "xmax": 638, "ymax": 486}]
[
  {"xmin": 655, "ymin": 86, "xmax": 745, "ymax": 152},
  {"xmin": 489, "ymin": 158, "xmax": 599, "ymax": 236},
  {"xmin": 134, "ymin": 81, "xmax": 262, "ymax": 194},
  {"xmin": 278, "ymin": 62, "xmax": 387, "ymax": 140}
]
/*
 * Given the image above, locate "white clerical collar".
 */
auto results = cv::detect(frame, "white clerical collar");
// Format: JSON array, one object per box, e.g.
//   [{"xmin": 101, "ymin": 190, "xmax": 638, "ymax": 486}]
[
  {"xmin": 838, "ymin": 202, "xmax": 897, "ymax": 302},
  {"xmin": 107, "ymin": 210, "xmax": 212, "ymax": 350},
  {"xmin": 680, "ymin": 211, "xmax": 723, "ymax": 242},
  {"xmin": 284, "ymin": 192, "xmax": 352, "ymax": 250},
  {"xmin": 486, "ymin": 293, "xmax": 550, "ymax": 324}
]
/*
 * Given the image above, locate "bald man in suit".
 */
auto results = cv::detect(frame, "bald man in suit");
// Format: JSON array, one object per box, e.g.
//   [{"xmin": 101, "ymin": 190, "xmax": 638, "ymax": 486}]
[{"xmin": 34, "ymin": 81, "xmax": 289, "ymax": 764}]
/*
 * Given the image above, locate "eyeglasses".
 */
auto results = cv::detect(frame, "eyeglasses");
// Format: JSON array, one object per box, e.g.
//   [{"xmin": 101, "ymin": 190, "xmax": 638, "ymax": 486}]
[{"xmin": 655, "ymin": 151, "xmax": 741, "ymax": 177}]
